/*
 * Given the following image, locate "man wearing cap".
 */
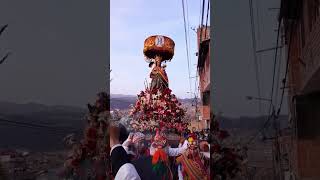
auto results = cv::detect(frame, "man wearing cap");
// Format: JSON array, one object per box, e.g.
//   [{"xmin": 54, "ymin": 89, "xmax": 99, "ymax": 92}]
[{"xmin": 122, "ymin": 132, "xmax": 148, "ymax": 160}]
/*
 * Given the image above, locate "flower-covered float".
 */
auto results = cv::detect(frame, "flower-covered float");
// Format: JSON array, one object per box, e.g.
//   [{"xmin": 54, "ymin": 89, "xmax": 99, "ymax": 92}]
[{"xmin": 129, "ymin": 35, "xmax": 188, "ymax": 134}]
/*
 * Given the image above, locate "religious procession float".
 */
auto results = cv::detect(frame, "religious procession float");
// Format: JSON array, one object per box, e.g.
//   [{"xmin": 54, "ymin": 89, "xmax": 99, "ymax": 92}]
[
  {"xmin": 57, "ymin": 35, "xmax": 245, "ymax": 180},
  {"xmin": 129, "ymin": 35, "xmax": 188, "ymax": 134}
]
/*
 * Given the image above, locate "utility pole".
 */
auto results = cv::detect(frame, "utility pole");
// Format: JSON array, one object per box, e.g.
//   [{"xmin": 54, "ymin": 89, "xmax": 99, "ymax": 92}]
[
  {"xmin": 193, "ymin": 92, "xmax": 201, "ymax": 131},
  {"xmin": 272, "ymin": 106, "xmax": 283, "ymax": 180},
  {"xmin": 195, "ymin": 95, "xmax": 200, "ymax": 130},
  {"xmin": 246, "ymin": 96, "xmax": 281, "ymax": 179},
  {"xmin": 187, "ymin": 92, "xmax": 200, "ymax": 131},
  {"xmin": 271, "ymin": 108, "xmax": 278, "ymax": 180}
]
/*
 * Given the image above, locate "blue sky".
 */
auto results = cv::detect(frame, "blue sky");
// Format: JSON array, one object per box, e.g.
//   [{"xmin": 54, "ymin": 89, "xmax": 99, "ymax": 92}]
[{"xmin": 110, "ymin": 0, "xmax": 209, "ymax": 99}]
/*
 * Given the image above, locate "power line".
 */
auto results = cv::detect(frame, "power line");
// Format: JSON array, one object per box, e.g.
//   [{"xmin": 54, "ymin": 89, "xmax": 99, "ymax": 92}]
[
  {"xmin": 267, "ymin": 17, "xmax": 282, "ymax": 117},
  {"xmin": 185, "ymin": 0, "xmax": 195, "ymax": 97},
  {"xmin": 0, "ymin": 122, "xmax": 75, "ymax": 136},
  {"xmin": 246, "ymin": 12, "xmax": 283, "ymax": 146},
  {"xmin": 249, "ymin": 0, "xmax": 262, "ymax": 114},
  {"xmin": 182, "ymin": 0, "xmax": 192, "ymax": 97},
  {"xmin": 276, "ymin": 22, "xmax": 294, "ymax": 117},
  {"xmin": 0, "ymin": 117, "xmax": 80, "ymax": 135},
  {"xmin": 255, "ymin": 0, "xmax": 264, "ymax": 112},
  {"xmin": 204, "ymin": 0, "xmax": 210, "ymax": 40},
  {"xmin": 0, "ymin": 24, "xmax": 11, "ymax": 65},
  {"xmin": 197, "ymin": 0, "xmax": 206, "ymax": 69},
  {"xmin": 200, "ymin": 0, "xmax": 205, "ymax": 28},
  {"xmin": 0, "ymin": 24, "xmax": 8, "ymax": 37},
  {"xmin": 274, "ymin": 31, "xmax": 283, "ymax": 107},
  {"xmin": 255, "ymin": 0, "xmax": 262, "ymax": 48},
  {"xmin": 198, "ymin": 0, "xmax": 202, "ymax": 26}
]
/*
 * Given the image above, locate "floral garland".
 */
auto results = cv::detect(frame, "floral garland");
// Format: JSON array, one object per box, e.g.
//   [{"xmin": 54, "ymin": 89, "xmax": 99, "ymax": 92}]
[
  {"xmin": 129, "ymin": 87, "xmax": 188, "ymax": 133},
  {"xmin": 59, "ymin": 92, "xmax": 111, "ymax": 179},
  {"xmin": 210, "ymin": 117, "xmax": 246, "ymax": 179}
]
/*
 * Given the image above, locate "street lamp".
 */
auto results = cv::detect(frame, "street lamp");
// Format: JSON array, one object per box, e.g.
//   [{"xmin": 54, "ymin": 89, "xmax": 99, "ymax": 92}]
[
  {"xmin": 246, "ymin": 95, "xmax": 275, "ymax": 118},
  {"xmin": 246, "ymin": 96, "xmax": 272, "ymax": 102}
]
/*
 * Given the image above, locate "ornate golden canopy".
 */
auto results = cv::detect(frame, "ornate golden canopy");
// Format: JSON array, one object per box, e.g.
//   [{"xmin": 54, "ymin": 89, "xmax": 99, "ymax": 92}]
[{"xmin": 143, "ymin": 35, "xmax": 175, "ymax": 61}]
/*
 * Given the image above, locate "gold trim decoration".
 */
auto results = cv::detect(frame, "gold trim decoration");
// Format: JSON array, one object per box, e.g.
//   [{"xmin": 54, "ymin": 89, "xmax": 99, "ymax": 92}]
[{"xmin": 143, "ymin": 35, "xmax": 175, "ymax": 61}]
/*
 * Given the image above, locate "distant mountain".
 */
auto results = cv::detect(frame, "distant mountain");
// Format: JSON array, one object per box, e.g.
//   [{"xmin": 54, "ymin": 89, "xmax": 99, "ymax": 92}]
[
  {"xmin": 0, "ymin": 96, "xmax": 193, "ymax": 151},
  {"xmin": 110, "ymin": 94, "xmax": 137, "ymax": 110},
  {"xmin": 0, "ymin": 96, "xmax": 194, "ymax": 151},
  {"xmin": 0, "ymin": 102, "xmax": 86, "ymax": 151},
  {"xmin": 110, "ymin": 94, "xmax": 194, "ymax": 110},
  {"xmin": 110, "ymin": 94, "xmax": 136, "ymax": 99},
  {"xmin": 218, "ymin": 115, "xmax": 290, "ymax": 138},
  {"xmin": 0, "ymin": 101, "xmax": 86, "ymax": 115}
]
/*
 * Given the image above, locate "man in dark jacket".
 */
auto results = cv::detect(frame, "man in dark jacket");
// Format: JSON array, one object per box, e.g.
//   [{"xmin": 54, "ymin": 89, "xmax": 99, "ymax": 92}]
[{"xmin": 109, "ymin": 124, "xmax": 141, "ymax": 180}]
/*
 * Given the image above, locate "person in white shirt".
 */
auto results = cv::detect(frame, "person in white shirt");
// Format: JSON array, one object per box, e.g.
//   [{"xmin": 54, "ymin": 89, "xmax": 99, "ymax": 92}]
[
  {"xmin": 177, "ymin": 135, "xmax": 185, "ymax": 180},
  {"xmin": 109, "ymin": 125, "xmax": 141, "ymax": 180}
]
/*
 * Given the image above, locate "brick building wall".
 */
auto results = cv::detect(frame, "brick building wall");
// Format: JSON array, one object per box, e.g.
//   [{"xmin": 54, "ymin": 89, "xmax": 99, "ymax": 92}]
[
  {"xmin": 197, "ymin": 26, "xmax": 211, "ymax": 130},
  {"xmin": 282, "ymin": 0, "xmax": 320, "ymax": 179}
]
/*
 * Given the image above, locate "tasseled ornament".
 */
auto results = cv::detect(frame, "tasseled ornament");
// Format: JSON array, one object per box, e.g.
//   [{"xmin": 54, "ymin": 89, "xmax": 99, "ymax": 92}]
[{"xmin": 152, "ymin": 149, "xmax": 168, "ymax": 176}]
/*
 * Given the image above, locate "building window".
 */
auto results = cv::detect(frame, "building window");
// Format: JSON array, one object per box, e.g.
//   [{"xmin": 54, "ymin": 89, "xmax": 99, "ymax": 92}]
[
  {"xmin": 296, "ymin": 91, "xmax": 320, "ymax": 138},
  {"xmin": 202, "ymin": 91, "xmax": 210, "ymax": 106}
]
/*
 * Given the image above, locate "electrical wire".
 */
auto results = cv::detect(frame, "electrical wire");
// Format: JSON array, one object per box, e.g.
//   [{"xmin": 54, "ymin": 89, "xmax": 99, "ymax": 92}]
[
  {"xmin": 204, "ymin": 0, "xmax": 210, "ymax": 40},
  {"xmin": 274, "ymin": 31, "xmax": 283, "ymax": 107},
  {"xmin": 255, "ymin": 0, "xmax": 262, "ymax": 48},
  {"xmin": 249, "ymin": 0, "xmax": 262, "ymax": 114},
  {"xmin": 182, "ymin": 0, "xmax": 193, "ymax": 98},
  {"xmin": 267, "ymin": 17, "xmax": 282, "ymax": 117},
  {"xmin": 198, "ymin": 0, "xmax": 202, "ymax": 27},
  {"xmin": 277, "ymin": 22, "xmax": 294, "ymax": 116},
  {"xmin": 197, "ymin": 0, "xmax": 206, "ymax": 71},
  {"xmin": 0, "ymin": 122, "xmax": 76, "ymax": 136},
  {"xmin": 255, "ymin": 0, "xmax": 264, "ymax": 111},
  {"xmin": 0, "ymin": 118, "xmax": 80, "ymax": 135},
  {"xmin": 246, "ymin": 12, "xmax": 283, "ymax": 146},
  {"xmin": 200, "ymin": 0, "xmax": 205, "ymax": 30}
]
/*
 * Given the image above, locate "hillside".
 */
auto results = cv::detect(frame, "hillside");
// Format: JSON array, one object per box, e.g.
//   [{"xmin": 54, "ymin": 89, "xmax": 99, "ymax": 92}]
[
  {"xmin": 110, "ymin": 94, "xmax": 194, "ymax": 110},
  {"xmin": 0, "ymin": 97, "xmax": 287, "ymax": 151},
  {"xmin": 0, "ymin": 102, "xmax": 87, "ymax": 151},
  {"xmin": 0, "ymin": 95, "xmax": 193, "ymax": 151}
]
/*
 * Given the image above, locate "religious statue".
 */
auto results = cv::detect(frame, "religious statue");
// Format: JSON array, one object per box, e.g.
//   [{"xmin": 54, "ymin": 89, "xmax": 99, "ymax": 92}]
[
  {"xmin": 129, "ymin": 35, "xmax": 186, "ymax": 133},
  {"xmin": 143, "ymin": 35, "xmax": 175, "ymax": 91},
  {"xmin": 149, "ymin": 55, "xmax": 169, "ymax": 91}
]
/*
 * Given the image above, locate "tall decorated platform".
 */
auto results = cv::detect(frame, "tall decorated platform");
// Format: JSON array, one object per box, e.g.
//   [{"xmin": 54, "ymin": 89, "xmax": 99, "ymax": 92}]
[{"xmin": 129, "ymin": 35, "xmax": 188, "ymax": 134}]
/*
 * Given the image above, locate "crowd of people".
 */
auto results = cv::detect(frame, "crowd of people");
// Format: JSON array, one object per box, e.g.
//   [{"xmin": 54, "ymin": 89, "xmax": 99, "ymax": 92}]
[{"xmin": 109, "ymin": 124, "xmax": 210, "ymax": 180}]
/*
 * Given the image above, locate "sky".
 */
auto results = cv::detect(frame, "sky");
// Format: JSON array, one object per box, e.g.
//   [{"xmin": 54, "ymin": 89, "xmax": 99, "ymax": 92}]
[
  {"xmin": 0, "ymin": 0, "xmax": 107, "ymax": 107},
  {"xmin": 110, "ymin": 0, "xmax": 207, "ymax": 99},
  {"xmin": 0, "ymin": 0, "xmax": 288, "ymax": 117},
  {"xmin": 212, "ymin": 0, "xmax": 288, "ymax": 117}
]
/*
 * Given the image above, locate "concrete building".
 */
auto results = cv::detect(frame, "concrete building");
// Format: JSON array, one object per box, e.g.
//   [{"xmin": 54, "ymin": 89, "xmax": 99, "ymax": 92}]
[
  {"xmin": 197, "ymin": 25, "xmax": 211, "ymax": 130},
  {"xmin": 280, "ymin": 0, "xmax": 320, "ymax": 179}
]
